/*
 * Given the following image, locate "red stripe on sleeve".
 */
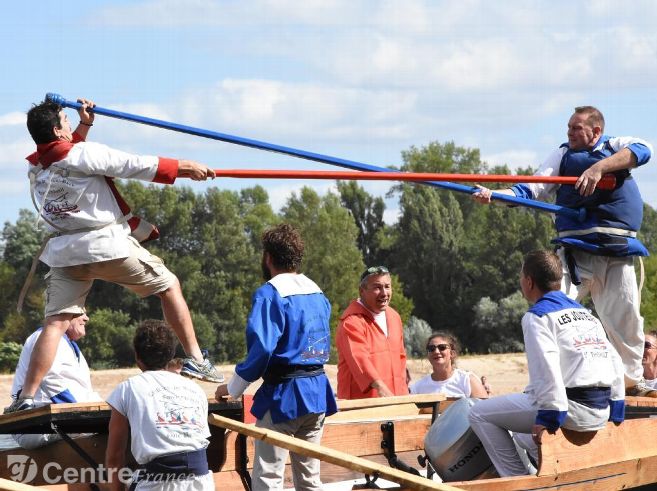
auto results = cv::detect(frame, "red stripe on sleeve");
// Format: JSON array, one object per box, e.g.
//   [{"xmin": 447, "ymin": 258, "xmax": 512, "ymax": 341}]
[{"xmin": 153, "ymin": 157, "xmax": 178, "ymax": 184}]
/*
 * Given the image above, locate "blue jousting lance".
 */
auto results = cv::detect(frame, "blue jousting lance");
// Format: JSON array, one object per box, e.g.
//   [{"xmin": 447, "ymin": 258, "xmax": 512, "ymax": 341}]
[{"xmin": 45, "ymin": 93, "xmax": 585, "ymax": 221}]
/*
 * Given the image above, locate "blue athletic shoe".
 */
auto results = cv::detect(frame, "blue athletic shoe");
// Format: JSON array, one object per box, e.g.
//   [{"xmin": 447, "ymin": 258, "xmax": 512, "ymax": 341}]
[
  {"xmin": 4, "ymin": 397, "xmax": 35, "ymax": 414},
  {"xmin": 181, "ymin": 353, "xmax": 224, "ymax": 383}
]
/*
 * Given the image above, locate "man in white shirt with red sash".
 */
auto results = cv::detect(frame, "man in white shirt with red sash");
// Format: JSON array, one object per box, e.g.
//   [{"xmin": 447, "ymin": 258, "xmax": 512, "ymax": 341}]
[{"xmin": 6, "ymin": 98, "xmax": 222, "ymax": 413}]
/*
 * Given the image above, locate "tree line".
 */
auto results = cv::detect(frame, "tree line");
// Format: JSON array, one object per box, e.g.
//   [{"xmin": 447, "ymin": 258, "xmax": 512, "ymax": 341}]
[{"xmin": 1, "ymin": 140, "xmax": 656, "ymax": 370}]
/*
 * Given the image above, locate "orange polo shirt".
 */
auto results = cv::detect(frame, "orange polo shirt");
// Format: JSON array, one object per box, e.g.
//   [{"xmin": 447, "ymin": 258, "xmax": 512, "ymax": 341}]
[{"xmin": 336, "ymin": 300, "xmax": 408, "ymax": 399}]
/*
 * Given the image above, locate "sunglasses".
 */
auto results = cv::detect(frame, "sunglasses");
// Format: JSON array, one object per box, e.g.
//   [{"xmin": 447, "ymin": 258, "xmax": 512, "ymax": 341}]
[
  {"xmin": 360, "ymin": 265, "xmax": 390, "ymax": 281},
  {"xmin": 426, "ymin": 343, "xmax": 451, "ymax": 353},
  {"xmin": 646, "ymin": 342, "xmax": 656, "ymax": 350}
]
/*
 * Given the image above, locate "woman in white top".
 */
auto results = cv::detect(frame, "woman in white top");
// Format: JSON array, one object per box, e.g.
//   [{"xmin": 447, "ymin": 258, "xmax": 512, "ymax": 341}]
[
  {"xmin": 644, "ymin": 331, "xmax": 657, "ymax": 390},
  {"xmin": 409, "ymin": 331, "xmax": 488, "ymax": 398}
]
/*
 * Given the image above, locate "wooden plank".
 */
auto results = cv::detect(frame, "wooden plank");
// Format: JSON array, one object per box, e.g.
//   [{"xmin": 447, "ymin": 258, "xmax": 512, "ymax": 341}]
[
  {"xmin": 0, "ymin": 402, "xmax": 110, "ymax": 427},
  {"xmin": 326, "ymin": 403, "xmax": 426, "ymax": 422},
  {"xmin": 217, "ymin": 416, "xmax": 432, "ymax": 472},
  {"xmin": 0, "ymin": 399, "xmax": 243, "ymax": 435},
  {"xmin": 0, "ymin": 479, "xmax": 45, "ymax": 491},
  {"xmin": 625, "ymin": 396, "xmax": 657, "ymax": 408},
  {"xmin": 0, "ymin": 435, "xmax": 127, "ymax": 486},
  {"xmin": 452, "ymin": 452, "xmax": 657, "ymax": 490},
  {"xmin": 322, "ymin": 418, "xmax": 431, "ymax": 455},
  {"xmin": 337, "ymin": 394, "xmax": 445, "ymax": 411},
  {"xmin": 538, "ymin": 418, "xmax": 657, "ymax": 476},
  {"xmin": 209, "ymin": 414, "xmax": 461, "ymax": 491}
]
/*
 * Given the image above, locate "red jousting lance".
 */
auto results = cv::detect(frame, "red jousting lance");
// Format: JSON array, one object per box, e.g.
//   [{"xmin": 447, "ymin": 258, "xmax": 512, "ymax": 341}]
[{"xmin": 211, "ymin": 169, "xmax": 617, "ymax": 190}]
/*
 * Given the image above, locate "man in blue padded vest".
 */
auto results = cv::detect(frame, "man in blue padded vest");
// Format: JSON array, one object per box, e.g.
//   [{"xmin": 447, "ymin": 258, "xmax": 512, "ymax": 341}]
[{"xmin": 474, "ymin": 106, "xmax": 656, "ymax": 398}]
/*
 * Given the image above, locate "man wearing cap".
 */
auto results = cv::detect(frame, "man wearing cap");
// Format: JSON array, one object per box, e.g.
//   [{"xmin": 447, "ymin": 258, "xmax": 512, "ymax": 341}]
[{"xmin": 336, "ymin": 266, "xmax": 409, "ymax": 399}]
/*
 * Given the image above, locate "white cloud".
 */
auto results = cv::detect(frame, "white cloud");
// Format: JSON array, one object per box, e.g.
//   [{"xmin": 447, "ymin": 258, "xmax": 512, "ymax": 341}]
[
  {"xmin": 382, "ymin": 207, "xmax": 400, "ymax": 225},
  {"xmin": 0, "ymin": 139, "xmax": 33, "ymax": 165},
  {"xmin": 264, "ymin": 181, "xmax": 337, "ymax": 212},
  {"xmin": 0, "ymin": 180, "xmax": 27, "ymax": 196},
  {"xmin": 177, "ymin": 79, "xmax": 418, "ymax": 144},
  {"xmin": 482, "ymin": 150, "xmax": 540, "ymax": 171},
  {"xmin": 0, "ymin": 112, "xmax": 25, "ymax": 126},
  {"xmin": 91, "ymin": 0, "xmax": 360, "ymax": 27}
]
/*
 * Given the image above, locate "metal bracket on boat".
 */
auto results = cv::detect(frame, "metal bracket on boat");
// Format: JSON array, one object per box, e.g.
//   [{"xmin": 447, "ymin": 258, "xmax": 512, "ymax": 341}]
[
  {"xmin": 352, "ymin": 472, "xmax": 382, "ymax": 489},
  {"xmin": 420, "ymin": 400, "xmax": 443, "ymax": 480},
  {"xmin": 50, "ymin": 422, "xmax": 101, "ymax": 491},
  {"xmin": 380, "ymin": 421, "xmax": 422, "ymax": 477}
]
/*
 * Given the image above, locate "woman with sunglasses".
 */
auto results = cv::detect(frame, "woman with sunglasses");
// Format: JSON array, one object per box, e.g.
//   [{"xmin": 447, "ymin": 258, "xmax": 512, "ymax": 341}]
[
  {"xmin": 409, "ymin": 331, "xmax": 489, "ymax": 398},
  {"xmin": 644, "ymin": 331, "xmax": 657, "ymax": 389}
]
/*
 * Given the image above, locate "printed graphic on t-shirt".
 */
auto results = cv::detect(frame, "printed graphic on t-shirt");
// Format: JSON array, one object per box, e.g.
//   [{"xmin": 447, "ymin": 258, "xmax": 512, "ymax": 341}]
[
  {"xmin": 562, "ymin": 311, "xmax": 610, "ymax": 359},
  {"xmin": 150, "ymin": 384, "xmax": 206, "ymax": 435}
]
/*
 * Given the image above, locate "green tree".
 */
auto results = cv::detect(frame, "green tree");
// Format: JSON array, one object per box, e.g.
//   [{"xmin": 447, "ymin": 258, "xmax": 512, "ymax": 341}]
[
  {"xmin": 472, "ymin": 291, "xmax": 528, "ymax": 353},
  {"xmin": 392, "ymin": 183, "xmax": 467, "ymax": 332},
  {"xmin": 239, "ymin": 186, "xmax": 278, "ymax": 249},
  {"xmin": 337, "ymin": 181, "xmax": 387, "ymax": 265},
  {"xmin": 404, "ymin": 316, "xmax": 433, "ymax": 358},
  {"xmin": 641, "ymin": 255, "xmax": 657, "ymax": 329},
  {"xmin": 639, "ymin": 203, "xmax": 657, "ymax": 253},
  {"xmin": 0, "ymin": 342, "xmax": 22, "ymax": 373},
  {"xmin": 1, "ymin": 209, "xmax": 48, "ymax": 339},
  {"xmin": 2, "ymin": 209, "xmax": 46, "ymax": 272},
  {"xmin": 78, "ymin": 309, "xmax": 136, "ymax": 368},
  {"xmin": 185, "ymin": 188, "xmax": 261, "ymax": 362}
]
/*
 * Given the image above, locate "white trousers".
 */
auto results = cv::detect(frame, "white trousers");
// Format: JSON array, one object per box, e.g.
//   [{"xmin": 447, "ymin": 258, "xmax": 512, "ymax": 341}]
[
  {"xmin": 558, "ymin": 248, "xmax": 644, "ymax": 385},
  {"xmin": 468, "ymin": 393, "xmax": 537, "ymax": 477},
  {"xmin": 251, "ymin": 411, "xmax": 325, "ymax": 491}
]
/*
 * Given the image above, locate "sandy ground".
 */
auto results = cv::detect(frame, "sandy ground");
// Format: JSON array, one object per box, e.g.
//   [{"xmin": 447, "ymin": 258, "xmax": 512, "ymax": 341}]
[{"xmin": 0, "ymin": 353, "xmax": 528, "ymax": 407}]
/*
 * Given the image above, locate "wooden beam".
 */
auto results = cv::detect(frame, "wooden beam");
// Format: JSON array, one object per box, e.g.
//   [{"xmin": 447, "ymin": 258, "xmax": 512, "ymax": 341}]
[
  {"xmin": 216, "ymin": 416, "xmax": 432, "ymax": 472},
  {"xmin": 0, "ymin": 402, "xmax": 110, "ymax": 426},
  {"xmin": 209, "ymin": 414, "xmax": 462, "ymax": 491},
  {"xmin": 625, "ymin": 396, "xmax": 657, "ymax": 407},
  {"xmin": 337, "ymin": 394, "xmax": 445, "ymax": 411},
  {"xmin": 327, "ymin": 403, "xmax": 427, "ymax": 422},
  {"xmin": 538, "ymin": 418, "xmax": 657, "ymax": 476}
]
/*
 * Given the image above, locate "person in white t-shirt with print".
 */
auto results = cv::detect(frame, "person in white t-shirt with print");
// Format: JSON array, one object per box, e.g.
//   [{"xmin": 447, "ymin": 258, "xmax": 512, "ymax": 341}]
[
  {"xmin": 105, "ymin": 320, "xmax": 214, "ymax": 491},
  {"xmin": 409, "ymin": 331, "xmax": 489, "ymax": 399},
  {"xmin": 643, "ymin": 331, "xmax": 657, "ymax": 390}
]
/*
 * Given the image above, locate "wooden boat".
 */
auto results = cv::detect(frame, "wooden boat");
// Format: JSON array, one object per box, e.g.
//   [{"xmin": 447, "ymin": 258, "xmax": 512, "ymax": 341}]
[{"xmin": 0, "ymin": 395, "xmax": 655, "ymax": 490}]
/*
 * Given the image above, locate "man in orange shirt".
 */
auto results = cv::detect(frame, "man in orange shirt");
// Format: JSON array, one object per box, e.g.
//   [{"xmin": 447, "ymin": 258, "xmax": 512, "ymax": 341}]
[{"xmin": 336, "ymin": 266, "xmax": 409, "ymax": 399}]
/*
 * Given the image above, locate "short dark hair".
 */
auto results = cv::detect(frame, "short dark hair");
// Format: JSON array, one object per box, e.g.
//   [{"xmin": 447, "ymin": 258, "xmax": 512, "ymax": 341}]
[
  {"xmin": 522, "ymin": 250, "xmax": 563, "ymax": 293},
  {"xmin": 262, "ymin": 223, "xmax": 304, "ymax": 272},
  {"xmin": 27, "ymin": 101, "xmax": 63, "ymax": 144},
  {"xmin": 574, "ymin": 106, "xmax": 605, "ymax": 132},
  {"xmin": 133, "ymin": 320, "xmax": 178, "ymax": 370}
]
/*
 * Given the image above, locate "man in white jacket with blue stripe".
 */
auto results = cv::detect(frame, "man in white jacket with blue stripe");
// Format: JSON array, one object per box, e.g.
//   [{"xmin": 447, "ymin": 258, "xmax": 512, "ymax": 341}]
[
  {"xmin": 469, "ymin": 250, "xmax": 625, "ymax": 477},
  {"xmin": 8, "ymin": 311, "xmax": 102, "ymax": 449}
]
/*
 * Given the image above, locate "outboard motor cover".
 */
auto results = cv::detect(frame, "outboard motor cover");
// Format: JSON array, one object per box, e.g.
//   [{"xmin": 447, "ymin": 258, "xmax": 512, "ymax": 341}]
[{"xmin": 424, "ymin": 397, "xmax": 496, "ymax": 482}]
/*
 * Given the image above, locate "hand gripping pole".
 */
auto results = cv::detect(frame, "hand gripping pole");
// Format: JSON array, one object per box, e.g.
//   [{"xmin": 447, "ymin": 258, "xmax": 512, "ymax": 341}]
[{"xmin": 46, "ymin": 92, "xmax": 585, "ymax": 221}]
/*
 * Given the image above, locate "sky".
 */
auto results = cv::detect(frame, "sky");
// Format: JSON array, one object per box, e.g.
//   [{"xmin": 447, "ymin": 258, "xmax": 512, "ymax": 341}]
[{"xmin": 2, "ymin": 0, "xmax": 657, "ymax": 229}]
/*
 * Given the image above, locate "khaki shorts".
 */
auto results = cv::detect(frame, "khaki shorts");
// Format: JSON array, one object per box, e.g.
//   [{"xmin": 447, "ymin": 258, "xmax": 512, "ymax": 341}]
[{"xmin": 44, "ymin": 239, "xmax": 176, "ymax": 318}]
